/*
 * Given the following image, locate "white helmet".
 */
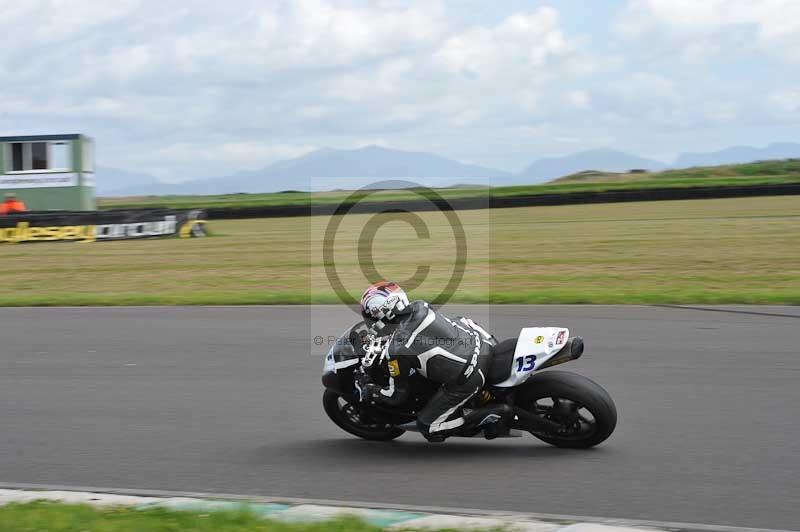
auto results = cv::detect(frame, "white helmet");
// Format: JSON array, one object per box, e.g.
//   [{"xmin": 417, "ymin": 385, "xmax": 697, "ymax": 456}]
[{"xmin": 359, "ymin": 281, "xmax": 409, "ymax": 336}]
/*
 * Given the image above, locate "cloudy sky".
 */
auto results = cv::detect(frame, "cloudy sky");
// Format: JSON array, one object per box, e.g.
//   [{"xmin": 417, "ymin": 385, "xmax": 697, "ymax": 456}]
[{"xmin": 2, "ymin": 0, "xmax": 800, "ymax": 181}]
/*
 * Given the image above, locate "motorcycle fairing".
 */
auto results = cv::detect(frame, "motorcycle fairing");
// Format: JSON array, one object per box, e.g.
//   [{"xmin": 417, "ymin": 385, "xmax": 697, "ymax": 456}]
[
  {"xmin": 323, "ymin": 350, "xmax": 359, "ymax": 373},
  {"xmin": 321, "ymin": 325, "xmax": 365, "ymax": 394},
  {"xmin": 322, "ymin": 323, "xmax": 366, "ymax": 374},
  {"xmin": 493, "ymin": 327, "xmax": 569, "ymax": 387}
]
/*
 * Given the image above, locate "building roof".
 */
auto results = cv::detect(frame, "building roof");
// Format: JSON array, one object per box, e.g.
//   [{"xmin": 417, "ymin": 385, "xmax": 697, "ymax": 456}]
[{"xmin": 0, "ymin": 134, "xmax": 84, "ymax": 142}]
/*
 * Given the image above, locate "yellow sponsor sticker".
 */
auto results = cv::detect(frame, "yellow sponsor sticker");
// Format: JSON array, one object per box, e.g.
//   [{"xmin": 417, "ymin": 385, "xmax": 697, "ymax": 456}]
[
  {"xmin": 388, "ymin": 359, "xmax": 400, "ymax": 377},
  {"xmin": 534, "ymin": 335, "xmax": 544, "ymax": 344}
]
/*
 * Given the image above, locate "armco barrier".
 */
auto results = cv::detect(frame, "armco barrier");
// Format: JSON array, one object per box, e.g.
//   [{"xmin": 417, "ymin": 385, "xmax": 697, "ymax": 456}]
[
  {"xmin": 0, "ymin": 208, "xmax": 207, "ymax": 244},
  {"xmin": 203, "ymin": 182, "xmax": 800, "ymax": 219}
]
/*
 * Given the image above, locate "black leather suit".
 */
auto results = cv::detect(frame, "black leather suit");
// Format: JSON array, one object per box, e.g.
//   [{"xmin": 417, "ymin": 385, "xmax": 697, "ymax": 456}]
[{"xmin": 363, "ymin": 301, "xmax": 496, "ymax": 440}]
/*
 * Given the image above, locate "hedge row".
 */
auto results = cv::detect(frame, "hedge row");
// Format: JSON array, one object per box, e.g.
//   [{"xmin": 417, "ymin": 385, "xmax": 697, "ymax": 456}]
[{"xmin": 202, "ymin": 183, "xmax": 800, "ymax": 219}]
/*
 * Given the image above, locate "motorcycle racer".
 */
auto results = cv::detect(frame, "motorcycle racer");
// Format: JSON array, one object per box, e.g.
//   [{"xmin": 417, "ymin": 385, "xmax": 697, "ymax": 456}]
[{"xmin": 356, "ymin": 281, "xmax": 512, "ymax": 442}]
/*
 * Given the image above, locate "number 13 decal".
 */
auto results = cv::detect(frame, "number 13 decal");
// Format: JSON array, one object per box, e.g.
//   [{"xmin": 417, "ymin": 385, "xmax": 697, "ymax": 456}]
[{"xmin": 515, "ymin": 355, "xmax": 536, "ymax": 372}]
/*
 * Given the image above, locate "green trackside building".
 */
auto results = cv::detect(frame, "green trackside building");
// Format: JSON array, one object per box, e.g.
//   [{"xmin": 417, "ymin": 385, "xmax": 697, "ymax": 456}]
[{"xmin": 0, "ymin": 134, "xmax": 96, "ymax": 211}]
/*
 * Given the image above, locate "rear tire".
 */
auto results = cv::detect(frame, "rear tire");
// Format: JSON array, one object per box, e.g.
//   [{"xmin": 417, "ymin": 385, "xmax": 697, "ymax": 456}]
[
  {"xmin": 323, "ymin": 389, "xmax": 405, "ymax": 441},
  {"xmin": 515, "ymin": 371, "xmax": 617, "ymax": 448}
]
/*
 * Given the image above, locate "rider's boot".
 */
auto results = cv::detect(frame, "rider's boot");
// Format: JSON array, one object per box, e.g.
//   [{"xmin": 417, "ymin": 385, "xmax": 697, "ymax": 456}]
[
  {"xmin": 420, "ymin": 425, "xmax": 448, "ymax": 443},
  {"xmin": 420, "ymin": 405, "xmax": 513, "ymax": 443},
  {"xmin": 457, "ymin": 404, "xmax": 513, "ymax": 439}
]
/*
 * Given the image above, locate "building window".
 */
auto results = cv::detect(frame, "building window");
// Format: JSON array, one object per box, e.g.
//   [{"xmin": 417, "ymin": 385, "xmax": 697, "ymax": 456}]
[
  {"xmin": 6, "ymin": 141, "xmax": 72, "ymax": 172},
  {"xmin": 31, "ymin": 142, "xmax": 47, "ymax": 170},
  {"xmin": 51, "ymin": 142, "xmax": 72, "ymax": 170},
  {"xmin": 11, "ymin": 142, "xmax": 23, "ymax": 171}
]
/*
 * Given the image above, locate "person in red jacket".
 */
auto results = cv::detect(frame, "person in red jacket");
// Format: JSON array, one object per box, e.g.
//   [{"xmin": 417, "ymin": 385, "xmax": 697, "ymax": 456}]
[{"xmin": 0, "ymin": 193, "xmax": 27, "ymax": 215}]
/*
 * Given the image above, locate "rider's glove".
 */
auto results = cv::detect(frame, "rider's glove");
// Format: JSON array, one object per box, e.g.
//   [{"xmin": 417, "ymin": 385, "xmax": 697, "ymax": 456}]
[
  {"xmin": 354, "ymin": 369, "xmax": 374, "ymax": 403},
  {"xmin": 354, "ymin": 370, "xmax": 384, "ymax": 405},
  {"xmin": 354, "ymin": 367, "xmax": 406, "ymax": 406}
]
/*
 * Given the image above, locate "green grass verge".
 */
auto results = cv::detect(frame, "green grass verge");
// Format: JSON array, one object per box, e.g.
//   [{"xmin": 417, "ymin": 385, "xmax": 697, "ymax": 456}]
[
  {"xmin": 97, "ymin": 159, "xmax": 800, "ymax": 210},
  {"xmin": 0, "ymin": 289, "xmax": 797, "ymax": 307},
  {"xmin": 0, "ymin": 502, "xmax": 392, "ymax": 532},
  {"xmin": 1, "ymin": 196, "xmax": 798, "ymax": 306}
]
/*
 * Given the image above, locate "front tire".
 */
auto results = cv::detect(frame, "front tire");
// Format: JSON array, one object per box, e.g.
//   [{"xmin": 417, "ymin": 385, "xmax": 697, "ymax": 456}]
[
  {"xmin": 323, "ymin": 389, "xmax": 405, "ymax": 441},
  {"xmin": 515, "ymin": 371, "xmax": 617, "ymax": 448}
]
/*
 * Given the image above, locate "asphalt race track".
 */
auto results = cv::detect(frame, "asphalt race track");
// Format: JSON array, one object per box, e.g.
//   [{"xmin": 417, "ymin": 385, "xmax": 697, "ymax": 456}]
[{"xmin": 1, "ymin": 305, "xmax": 798, "ymax": 529}]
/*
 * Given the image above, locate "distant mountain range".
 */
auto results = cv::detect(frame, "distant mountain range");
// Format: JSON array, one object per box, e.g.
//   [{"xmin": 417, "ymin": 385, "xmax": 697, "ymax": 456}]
[
  {"xmin": 517, "ymin": 149, "xmax": 667, "ymax": 180},
  {"xmin": 95, "ymin": 166, "xmax": 162, "ymax": 196},
  {"xmin": 171, "ymin": 146, "xmax": 508, "ymax": 195},
  {"xmin": 98, "ymin": 142, "xmax": 800, "ymax": 196},
  {"xmin": 104, "ymin": 146, "xmax": 511, "ymax": 196},
  {"xmin": 672, "ymin": 142, "xmax": 800, "ymax": 168}
]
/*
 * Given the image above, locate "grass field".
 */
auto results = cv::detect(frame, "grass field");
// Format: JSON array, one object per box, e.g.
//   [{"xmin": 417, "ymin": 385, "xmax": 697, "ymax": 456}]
[
  {"xmin": 0, "ymin": 502, "xmax": 389, "ymax": 532},
  {"xmin": 97, "ymin": 159, "xmax": 800, "ymax": 210},
  {"xmin": 1, "ymin": 196, "xmax": 798, "ymax": 306}
]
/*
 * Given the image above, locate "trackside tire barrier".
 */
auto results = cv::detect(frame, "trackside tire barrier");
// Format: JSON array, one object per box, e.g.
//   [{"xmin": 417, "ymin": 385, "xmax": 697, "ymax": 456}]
[{"xmin": 202, "ymin": 183, "xmax": 800, "ymax": 219}]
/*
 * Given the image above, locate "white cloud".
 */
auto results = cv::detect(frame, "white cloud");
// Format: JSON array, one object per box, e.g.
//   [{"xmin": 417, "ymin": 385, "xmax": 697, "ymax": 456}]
[
  {"xmin": 770, "ymin": 90, "xmax": 800, "ymax": 112},
  {"xmin": 703, "ymin": 102, "xmax": 738, "ymax": 122},
  {"xmin": 434, "ymin": 8, "xmax": 573, "ymax": 77},
  {"xmin": 601, "ymin": 0, "xmax": 800, "ymax": 137},
  {"xmin": 0, "ymin": 1, "xmax": 610, "ymax": 178},
  {"xmin": 165, "ymin": 0, "xmax": 445, "ymax": 77},
  {"xmin": 566, "ymin": 90, "xmax": 591, "ymax": 110},
  {"xmin": 4, "ymin": 0, "xmax": 799, "ymax": 181},
  {"xmin": 619, "ymin": 0, "xmax": 800, "ymax": 62}
]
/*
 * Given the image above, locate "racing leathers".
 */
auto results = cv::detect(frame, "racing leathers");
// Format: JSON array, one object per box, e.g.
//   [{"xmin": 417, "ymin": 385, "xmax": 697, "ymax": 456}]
[{"xmin": 359, "ymin": 301, "xmax": 507, "ymax": 441}]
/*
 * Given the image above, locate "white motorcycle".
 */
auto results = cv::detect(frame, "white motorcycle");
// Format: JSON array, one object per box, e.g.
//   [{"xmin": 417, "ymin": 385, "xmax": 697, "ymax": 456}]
[{"xmin": 322, "ymin": 324, "xmax": 617, "ymax": 448}]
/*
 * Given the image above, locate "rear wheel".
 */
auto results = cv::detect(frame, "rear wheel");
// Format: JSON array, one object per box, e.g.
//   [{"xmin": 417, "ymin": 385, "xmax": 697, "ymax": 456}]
[
  {"xmin": 323, "ymin": 389, "xmax": 405, "ymax": 441},
  {"xmin": 515, "ymin": 371, "xmax": 617, "ymax": 448}
]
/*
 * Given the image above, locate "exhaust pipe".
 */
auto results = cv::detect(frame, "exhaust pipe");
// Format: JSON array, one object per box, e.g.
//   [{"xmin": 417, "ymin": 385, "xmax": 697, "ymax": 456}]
[
  {"xmin": 537, "ymin": 336, "xmax": 584, "ymax": 370},
  {"xmin": 511, "ymin": 406, "xmax": 562, "ymax": 433}
]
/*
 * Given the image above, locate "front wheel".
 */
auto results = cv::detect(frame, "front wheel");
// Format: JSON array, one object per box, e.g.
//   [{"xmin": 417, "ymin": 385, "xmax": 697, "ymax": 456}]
[
  {"xmin": 514, "ymin": 371, "xmax": 617, "ymax": 449},
  {"xmin": 323, "ymin": 389, "xmax": 405, "ymax": 441}
]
